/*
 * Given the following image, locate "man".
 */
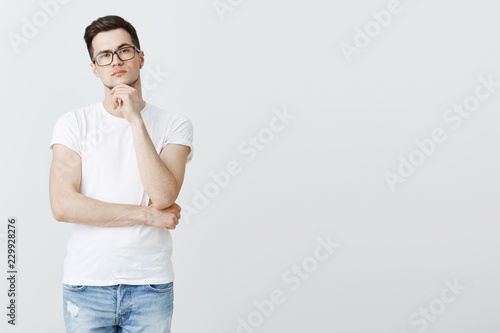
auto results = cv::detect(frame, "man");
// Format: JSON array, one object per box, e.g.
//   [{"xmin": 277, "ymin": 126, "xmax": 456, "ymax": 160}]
[{"xmin": 48, "ymin": 15, "xmax": 193, "ymax": 332}]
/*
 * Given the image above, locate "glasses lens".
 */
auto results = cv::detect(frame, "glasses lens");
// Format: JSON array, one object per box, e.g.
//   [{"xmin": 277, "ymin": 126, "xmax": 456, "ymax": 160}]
[
  {"xmin": 116, "ymin": 47, "xmax": 135, "ymax": 61},
  {"xmin": 96, "ymin": 52, "xmax": 112, "ymax": 66}
]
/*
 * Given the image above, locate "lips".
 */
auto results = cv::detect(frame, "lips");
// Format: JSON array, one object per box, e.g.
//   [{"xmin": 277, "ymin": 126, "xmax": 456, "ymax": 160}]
[{"xmin": 112, "ymin": 70, "xmax": 127, "ymax": 76}]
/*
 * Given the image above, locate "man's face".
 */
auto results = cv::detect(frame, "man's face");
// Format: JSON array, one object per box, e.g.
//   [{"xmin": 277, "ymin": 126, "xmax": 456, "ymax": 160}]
[{"xmin": 90, "ymin": 28, "xmax": 144, "ymax": 90}]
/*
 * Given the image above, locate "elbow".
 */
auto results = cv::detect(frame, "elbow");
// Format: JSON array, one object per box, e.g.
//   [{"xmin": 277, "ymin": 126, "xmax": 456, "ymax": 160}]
[
  {"xmin": 150, "ymin": 184, "xmax": 179, "ymax": 210},
  {"xmin": 152, "ymin": 200, "xmax": 174, "ymax": 211},
  {"xmin": 54, "ymin": 213, "xmax": 65, "ymax": 222},
  {"xmin": 49, "ymin": 187, "xmax": 78, "ymax": 222},
  {"xmin": 150, "ymin": 195, "xmax": 177, "ymax": 210},
  {"xmin": 52, "ymin": 206, "xmax": 66, "ymax": 222},
  {"xmin": 50, "ymin": 197, "xmax": 69, "ymax": 222}
]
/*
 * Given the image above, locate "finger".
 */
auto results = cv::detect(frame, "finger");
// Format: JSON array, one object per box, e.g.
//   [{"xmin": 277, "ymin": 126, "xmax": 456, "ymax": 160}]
[
  {"xmin": 111, "ymin": 87, "xmax": 134, "ymax": 94},
  {"xmin": 111, "ymin": 89, "xmax": 132, "ymax": 95},
  {"xmin": 110, "ymin": 85, "xmax": 134, "ymax": 96},
  {"xmin": 114, "ymin": 83, "xmax": 128, "ymax": 89},
  {"xmin": 112, "ymin": 94, "xmax": 131, "ymax": 104},
  {"xmin": 111, "ymin": 91, "xmax": 131, "ymax": 100}
]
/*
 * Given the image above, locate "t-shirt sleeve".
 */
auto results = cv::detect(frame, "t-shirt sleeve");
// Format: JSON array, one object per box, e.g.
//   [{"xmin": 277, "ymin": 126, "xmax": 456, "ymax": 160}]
[
  {"xmin": 162, "ymin": 114, "xmax": 194, "ymax": 163},
  {"xmin": 48, "ymin": 112, "xmax": 81, "ymax": 158}
]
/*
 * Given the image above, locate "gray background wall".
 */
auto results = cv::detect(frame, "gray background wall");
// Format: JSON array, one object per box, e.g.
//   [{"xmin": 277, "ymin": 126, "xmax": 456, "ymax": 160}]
[{"xmin": 0, "ymin": 0, "xmax": 499, "ymax": 332}]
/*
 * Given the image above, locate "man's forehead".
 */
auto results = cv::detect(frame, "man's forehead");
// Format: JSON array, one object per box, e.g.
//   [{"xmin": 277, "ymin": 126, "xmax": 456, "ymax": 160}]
[{"xmin": 92, "ymin": 28, "xmax": 133, "ymax": 53}]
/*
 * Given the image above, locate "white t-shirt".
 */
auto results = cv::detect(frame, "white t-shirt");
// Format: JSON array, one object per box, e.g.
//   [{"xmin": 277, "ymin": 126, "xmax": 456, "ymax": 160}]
[{"xmin": 49, "ymin": 101, "xmax": 194, "ymax": 286}]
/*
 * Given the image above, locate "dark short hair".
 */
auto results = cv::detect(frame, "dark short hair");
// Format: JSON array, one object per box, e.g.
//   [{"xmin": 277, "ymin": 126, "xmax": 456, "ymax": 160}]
[{"xmin": 84, "ymin": 15, "xmax": 141, "ymax": 60}]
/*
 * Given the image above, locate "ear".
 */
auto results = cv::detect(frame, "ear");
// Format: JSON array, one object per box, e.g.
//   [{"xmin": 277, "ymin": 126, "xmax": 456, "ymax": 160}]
[
  {"xmin": 90, "ymin": 62, "xmax": 99, "ymax": 78},
  {"xmin": 139, "ymin": 50, "xmax": 145, "ymax": 69}
]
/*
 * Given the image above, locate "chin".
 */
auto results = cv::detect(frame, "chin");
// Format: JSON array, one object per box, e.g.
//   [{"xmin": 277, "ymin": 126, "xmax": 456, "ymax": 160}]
[{"xmin": 104, "ymin": 75, "xmax": 139, "ymax": 89}]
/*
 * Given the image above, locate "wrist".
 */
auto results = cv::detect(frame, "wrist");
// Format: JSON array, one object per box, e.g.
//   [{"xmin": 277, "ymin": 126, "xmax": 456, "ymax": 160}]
[
  {"xmin": 143, "ymin": 205, "xmax": 153, "ymax": 226},
  {"xmin": 129, "ymin": 114, "xmax": 144, "ymax": 127}
]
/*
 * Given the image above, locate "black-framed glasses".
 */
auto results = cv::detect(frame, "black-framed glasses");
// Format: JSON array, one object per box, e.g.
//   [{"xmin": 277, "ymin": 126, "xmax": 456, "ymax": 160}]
[{"xmin": 92, "ymin": 46, "xmax": 140, "ymax": 66}]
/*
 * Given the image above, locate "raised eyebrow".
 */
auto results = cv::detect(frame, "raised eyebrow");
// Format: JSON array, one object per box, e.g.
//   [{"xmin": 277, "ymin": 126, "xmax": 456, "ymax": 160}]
[{"xmin": 96, "ymin": 43, "xmax": 134, "ymax": 55}]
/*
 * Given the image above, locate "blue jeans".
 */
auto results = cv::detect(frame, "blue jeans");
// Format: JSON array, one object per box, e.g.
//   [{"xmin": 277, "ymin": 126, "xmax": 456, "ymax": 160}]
[{"xmin": 63, "ymin": 282, "xmax": 174, "ymax": 332}]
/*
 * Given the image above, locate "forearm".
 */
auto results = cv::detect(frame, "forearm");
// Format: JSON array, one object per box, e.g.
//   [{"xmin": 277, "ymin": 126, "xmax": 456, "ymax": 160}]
[
  {"xmin": 55, "ymin": 192, "xmax": 151, "ymax": 227},
  {"xmin": 130, "ymin": 117, "xmax": 177, "ymax": 208}
]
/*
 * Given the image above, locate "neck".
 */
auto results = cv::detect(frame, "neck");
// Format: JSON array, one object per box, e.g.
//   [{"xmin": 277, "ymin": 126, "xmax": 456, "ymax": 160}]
[{"xmin": 102, "ymin": 77, "xmax": 145, "ymax": 118}]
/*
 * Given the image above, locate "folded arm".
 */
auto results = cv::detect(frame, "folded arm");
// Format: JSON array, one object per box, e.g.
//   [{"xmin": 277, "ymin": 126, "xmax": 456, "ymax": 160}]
[
  {"xmin": 130, "ymin": 117, "xmax": 191, "ymax": 210},
  {"xmin": 49, "ymin": 144, "xmax": 181, "ymax": 229}
]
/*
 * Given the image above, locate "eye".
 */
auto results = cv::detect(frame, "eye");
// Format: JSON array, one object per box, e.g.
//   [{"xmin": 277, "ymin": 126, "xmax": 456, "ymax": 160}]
[
  {"xmin": 118, "ymin": 48, "xmax": 131, "ymax": 55},
  {"xmin": 97, "ymin": 52, "xmax": 111, "ymax": 59}
]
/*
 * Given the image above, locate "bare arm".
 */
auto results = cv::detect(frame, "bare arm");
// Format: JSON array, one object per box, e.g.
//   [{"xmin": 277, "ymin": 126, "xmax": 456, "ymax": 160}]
[
  {"xmin": 49, "ymin": 144, "xmax": 181, "ymax": 229},
  {"xmin": 107, "ymin": 84, "xmax": 190, "ymax": 210},
  {"xmin": 130, "ymin": 117, "xmax": 190, "ymax": 210}
]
